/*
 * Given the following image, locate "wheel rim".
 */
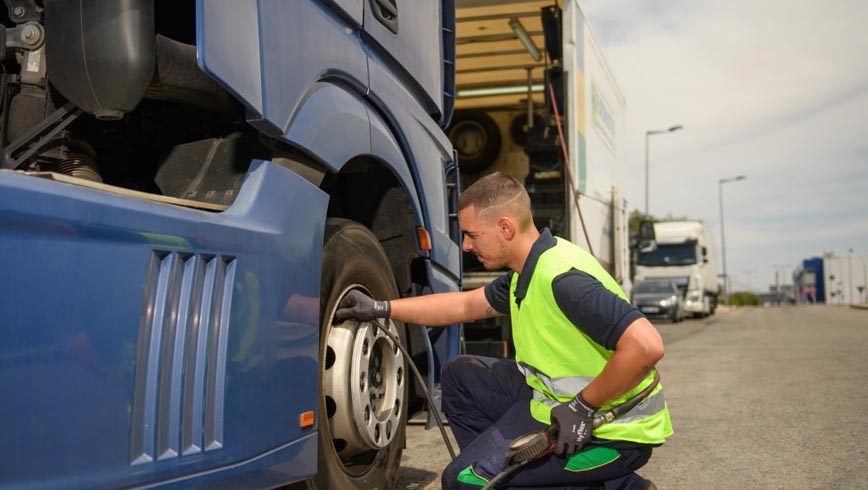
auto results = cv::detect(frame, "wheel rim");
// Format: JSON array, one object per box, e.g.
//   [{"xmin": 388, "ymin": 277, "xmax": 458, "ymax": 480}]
[{"xmin": 323, "ymin": 288, "xmax": 406, "ymax": 462}]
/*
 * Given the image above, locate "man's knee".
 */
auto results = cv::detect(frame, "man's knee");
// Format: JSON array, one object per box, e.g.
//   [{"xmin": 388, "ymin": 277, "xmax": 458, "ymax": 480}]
[
  {"xmin": 440, "ymin": 458, "xmax": 462, "ymax": 489},
  {"xmin": 441, "ymin": 355, "xmax": 479, "ymax": 389},
  {"xmin": 441, "ymin": 459, "xmax": 488, "ymax": 490}
]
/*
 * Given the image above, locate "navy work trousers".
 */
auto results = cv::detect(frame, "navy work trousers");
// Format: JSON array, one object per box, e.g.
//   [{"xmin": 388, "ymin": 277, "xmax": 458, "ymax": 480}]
[{"xmin": 439, "ymin": 355, "xmax": 652, "ymax": 489}]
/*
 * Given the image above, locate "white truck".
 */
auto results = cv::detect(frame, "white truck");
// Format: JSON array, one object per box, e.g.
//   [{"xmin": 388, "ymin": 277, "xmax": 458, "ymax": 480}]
[
  {"xmin": 450, "ymin": 0, "xmax": 631, "ymax": 355},
  {"xmin": 634, "ymin": 221, "xmax": 720, "ymax": 318}
]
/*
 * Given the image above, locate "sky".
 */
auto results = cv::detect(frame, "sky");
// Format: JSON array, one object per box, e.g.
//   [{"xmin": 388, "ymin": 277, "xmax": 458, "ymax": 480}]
[{"xmin": 580, "ymin": 0, "xmax": 868, "ymax": 292}]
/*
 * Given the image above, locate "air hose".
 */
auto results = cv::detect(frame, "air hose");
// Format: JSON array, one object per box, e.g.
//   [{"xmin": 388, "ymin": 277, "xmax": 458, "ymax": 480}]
[{"xmin": 547, "ymin": 80, "xmax": 595, "ymax": 259}]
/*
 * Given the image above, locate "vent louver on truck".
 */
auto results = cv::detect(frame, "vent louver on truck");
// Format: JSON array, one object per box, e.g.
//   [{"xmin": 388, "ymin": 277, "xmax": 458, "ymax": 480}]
[{"xmin": 130, "ymin": 251, "xmax": 236, "ymax": 464}]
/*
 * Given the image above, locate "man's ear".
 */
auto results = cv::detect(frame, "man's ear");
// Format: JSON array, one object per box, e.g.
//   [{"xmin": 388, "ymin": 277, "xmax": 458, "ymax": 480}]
[{"xmin": 498, "ymin": 216, "xmax": 516, "ymax": 240}]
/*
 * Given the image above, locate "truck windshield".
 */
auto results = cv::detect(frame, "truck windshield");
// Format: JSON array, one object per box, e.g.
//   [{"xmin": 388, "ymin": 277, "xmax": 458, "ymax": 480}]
[{"xmin": 637, "ymin": 243, "xmax": 697, "ymax": 266}]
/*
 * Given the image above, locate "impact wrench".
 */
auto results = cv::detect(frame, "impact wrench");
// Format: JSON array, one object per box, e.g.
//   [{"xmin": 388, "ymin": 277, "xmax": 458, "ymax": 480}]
[{"xmin": 481, "ymin": 371, "xmax": 661, "ymax": 490}]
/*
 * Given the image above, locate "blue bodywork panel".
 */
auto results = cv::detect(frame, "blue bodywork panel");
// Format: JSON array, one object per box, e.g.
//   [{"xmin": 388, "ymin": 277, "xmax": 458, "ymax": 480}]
[
  {"xmin": 197, "ymin": 0, "xmax": 459, "ymax": 282},
  {"xmin": 198, "ymin": 0, "xmax": 370, "ymax": 134},
  {"xmin": 0, "ymin": 0, "xmax": 460, "ymax": 487},
  {"xmin": 361, "ymin": 0, "xmax": 445, "ymax": 118},
  {"xmin": 0, "ymin": 162, "xmax": 325, "ymax": 488}
]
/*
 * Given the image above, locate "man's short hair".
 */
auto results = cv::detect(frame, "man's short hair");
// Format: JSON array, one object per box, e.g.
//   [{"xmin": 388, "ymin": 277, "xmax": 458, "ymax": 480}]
[{"xmin": 458, "ymin": 172, "xmax": 533, "ymax": 231}]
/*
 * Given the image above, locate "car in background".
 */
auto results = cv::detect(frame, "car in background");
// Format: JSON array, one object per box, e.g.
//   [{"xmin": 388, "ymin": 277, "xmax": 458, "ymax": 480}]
[{"xmin": 632, "ymin": 279, "xmax": 685, "ymax": 323}]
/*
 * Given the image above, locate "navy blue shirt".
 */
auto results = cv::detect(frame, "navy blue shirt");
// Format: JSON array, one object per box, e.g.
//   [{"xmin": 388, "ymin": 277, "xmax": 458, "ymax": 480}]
[{"xmin": 483, "ymin": 229, "xmax": 643, "ymax": 350}]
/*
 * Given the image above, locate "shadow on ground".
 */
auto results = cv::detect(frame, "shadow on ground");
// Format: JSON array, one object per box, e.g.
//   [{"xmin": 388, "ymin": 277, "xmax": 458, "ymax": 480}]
[{"xmin": 395, "ymin": 466, "xmax": 440, "ymax": 489}]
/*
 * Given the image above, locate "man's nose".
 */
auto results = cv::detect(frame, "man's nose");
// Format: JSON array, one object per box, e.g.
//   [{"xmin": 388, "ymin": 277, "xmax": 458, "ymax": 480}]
[{"xmin": 462, "ymin": 236, "xmax": 472, "ymax": 252}]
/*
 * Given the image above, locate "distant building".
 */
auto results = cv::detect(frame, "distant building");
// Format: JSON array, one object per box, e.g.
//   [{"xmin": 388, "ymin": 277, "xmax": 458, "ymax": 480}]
[
  {"xmin": 824, "ymin": 255, "xmax": 868, "ymax": 305},
  {"xmin": 794, "ymin": 257, "xmax": 823, "ymax": 303},
  {"xmin": 793, "ymin": 255, "xmax": 868, "ymax": 304}
]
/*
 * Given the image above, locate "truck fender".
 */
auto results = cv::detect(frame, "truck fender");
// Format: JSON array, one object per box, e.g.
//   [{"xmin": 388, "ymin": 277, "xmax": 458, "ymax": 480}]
[{"xmin": 285, "ymin": 82, "xmax": 423, "ymax": 220}]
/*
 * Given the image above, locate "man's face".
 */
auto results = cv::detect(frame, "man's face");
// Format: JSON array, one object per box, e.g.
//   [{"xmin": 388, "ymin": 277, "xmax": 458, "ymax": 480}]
[{"xmin": 459, "ymin": 205, "xmax": 507, "ymax": 270}]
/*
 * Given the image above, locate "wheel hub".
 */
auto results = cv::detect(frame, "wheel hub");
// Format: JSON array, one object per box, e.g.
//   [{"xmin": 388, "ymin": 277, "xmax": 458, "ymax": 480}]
[{"xmin": 324, "ymin": 315, "xmax": 405, "ymax": 458}]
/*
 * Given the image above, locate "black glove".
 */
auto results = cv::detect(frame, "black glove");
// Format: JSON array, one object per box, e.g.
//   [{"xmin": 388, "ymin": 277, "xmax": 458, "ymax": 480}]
[
  {"xmin": 334, "ymin": 290, "xmax": 390, "ymax": 321},
  {"xmin": 550, "ymin": 391, "xmax": 597, "ymax": 456}
]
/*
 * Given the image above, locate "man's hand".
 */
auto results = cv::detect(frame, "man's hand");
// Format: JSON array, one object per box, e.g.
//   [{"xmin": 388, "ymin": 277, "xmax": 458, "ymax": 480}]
[
  {"xmin": 550, "ymin": 391, "xmax": 597, "ymax": 456},
  {"xmin": 334, "ymin": 290, "xmax": 390, "ymax": 321}
]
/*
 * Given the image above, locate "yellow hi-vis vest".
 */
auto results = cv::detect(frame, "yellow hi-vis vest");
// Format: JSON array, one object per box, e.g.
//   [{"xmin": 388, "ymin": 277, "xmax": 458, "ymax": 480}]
[{"xmin": 511, "ymin": 237, "xmax": 673, "ymax": 445}]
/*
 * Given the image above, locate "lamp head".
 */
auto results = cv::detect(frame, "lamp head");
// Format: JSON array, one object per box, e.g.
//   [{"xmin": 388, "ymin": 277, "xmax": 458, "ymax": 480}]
[
  {"xmin": 509, "ymin": 17, "xmax": 542, "ymax": 62},
  {"xmin": 720, "ymin": 175, "xmax": 747, "ymax": 184}
]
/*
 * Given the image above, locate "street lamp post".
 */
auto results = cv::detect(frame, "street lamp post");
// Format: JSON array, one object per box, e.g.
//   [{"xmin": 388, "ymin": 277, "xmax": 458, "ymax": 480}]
[
  {"xmin": 719, "ymin": 175, "xmax": 746, "ymax": 305},
  {"xmin": 644, "ymin": 125, "xmax": 683, "ymax": 216}
]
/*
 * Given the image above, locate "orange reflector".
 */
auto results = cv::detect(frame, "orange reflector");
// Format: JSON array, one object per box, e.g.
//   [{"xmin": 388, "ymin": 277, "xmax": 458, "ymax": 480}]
[
  {"xmin": 416, "ymin": 226, "xmax": 432, "ymax": 252},
  {"xmin": 300, "ymin": 411, "xmax": 315, "ymax": 428}
]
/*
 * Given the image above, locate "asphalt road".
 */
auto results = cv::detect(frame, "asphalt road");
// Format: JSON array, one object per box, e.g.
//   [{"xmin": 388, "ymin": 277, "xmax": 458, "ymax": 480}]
[{"xmin": 396, "ymin": 305, "xmax": 868, "ymax": 489}]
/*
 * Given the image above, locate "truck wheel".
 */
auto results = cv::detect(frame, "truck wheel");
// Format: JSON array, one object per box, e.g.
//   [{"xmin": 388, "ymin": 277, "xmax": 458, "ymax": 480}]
[{"xmin": 310, "ymin": 218, "xmax": 407, "ymax": 489}]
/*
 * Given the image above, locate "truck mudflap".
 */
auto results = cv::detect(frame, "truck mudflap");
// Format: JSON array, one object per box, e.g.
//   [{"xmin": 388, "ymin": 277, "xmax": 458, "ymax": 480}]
[{"xmin": 0, "ymin": 161, "xmax": 326, "ymax": 488}]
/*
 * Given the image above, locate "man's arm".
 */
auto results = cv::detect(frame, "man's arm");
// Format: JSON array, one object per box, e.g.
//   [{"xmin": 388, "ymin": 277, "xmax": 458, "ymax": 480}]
[
  {"xmin": 549, "ymin": 317, "xmax": 663, "ymax": 455},
  {"xmin": 550, "ymin": 270, "xmax": 664, "ymax": 407},
  {"xmin": 390, "ymin": 286, "xmax": 500, "ymax": 326},
  {"xmin": 578, "ymin": 317, "xmax": 664, "ymax": 408},
  {"xmin": 335, "ymin": 286, "xmax": 500, "ymax": 327}
]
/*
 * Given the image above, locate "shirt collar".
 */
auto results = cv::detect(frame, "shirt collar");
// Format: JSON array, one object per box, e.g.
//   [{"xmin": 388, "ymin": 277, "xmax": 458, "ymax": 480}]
[{"xmin": 514, "ymin": 228, "xmax": 556, "ymax": 306}]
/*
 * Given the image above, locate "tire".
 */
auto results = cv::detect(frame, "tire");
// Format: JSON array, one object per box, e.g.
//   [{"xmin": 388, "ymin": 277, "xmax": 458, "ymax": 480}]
[
  {"xmin": 447, "ymin": 110, "xmax": 501, "ymax": 174},
  {"xmin": 509, "ymin": 113, "xmax": 543, "ymax": 146},
  {"xmin": 307, "ymin": 218, "xmax": 408, "ymax": 490}
]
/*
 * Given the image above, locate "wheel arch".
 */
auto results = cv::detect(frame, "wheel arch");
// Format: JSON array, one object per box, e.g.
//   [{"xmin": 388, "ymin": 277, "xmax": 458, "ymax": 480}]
[
  {"xmin": 284, "ymin": 81, "xmax": 433, "ymax": 296},
  {"xmin": 325, "ymin": 156, "xmax": 428, "ymax": 296}
]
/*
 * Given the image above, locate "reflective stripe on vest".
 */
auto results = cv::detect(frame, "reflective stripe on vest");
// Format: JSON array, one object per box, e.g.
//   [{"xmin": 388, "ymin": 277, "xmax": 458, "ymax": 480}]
[{"xmin": 519, "ymin": 362, "xmax": 667, "ymax": 425}]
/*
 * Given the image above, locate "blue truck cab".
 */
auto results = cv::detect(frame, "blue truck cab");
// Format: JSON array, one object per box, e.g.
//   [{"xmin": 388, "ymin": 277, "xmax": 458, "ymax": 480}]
[{"xmin": 0, "ymin": 1, "xmax": 459, "ymax": 488}]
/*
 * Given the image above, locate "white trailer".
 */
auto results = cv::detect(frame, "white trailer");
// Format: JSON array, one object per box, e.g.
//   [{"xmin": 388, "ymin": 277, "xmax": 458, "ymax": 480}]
[
  {"xmin": 451, "ymin": 0, "xmax": 631, "ymax": 354},
  {"xmin": 634, "ymin": 221, "xmax": 720, "ymax": 317}
]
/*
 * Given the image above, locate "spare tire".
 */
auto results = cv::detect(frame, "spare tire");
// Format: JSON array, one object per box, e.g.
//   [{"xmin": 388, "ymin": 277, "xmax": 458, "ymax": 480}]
[
  {"xmin": 509, "ymin": 113, "xmax": 545, "ymax": 147},
  {"xmin": 447, "ymin": 110, "xmax": 501, "ymax": 174}
]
